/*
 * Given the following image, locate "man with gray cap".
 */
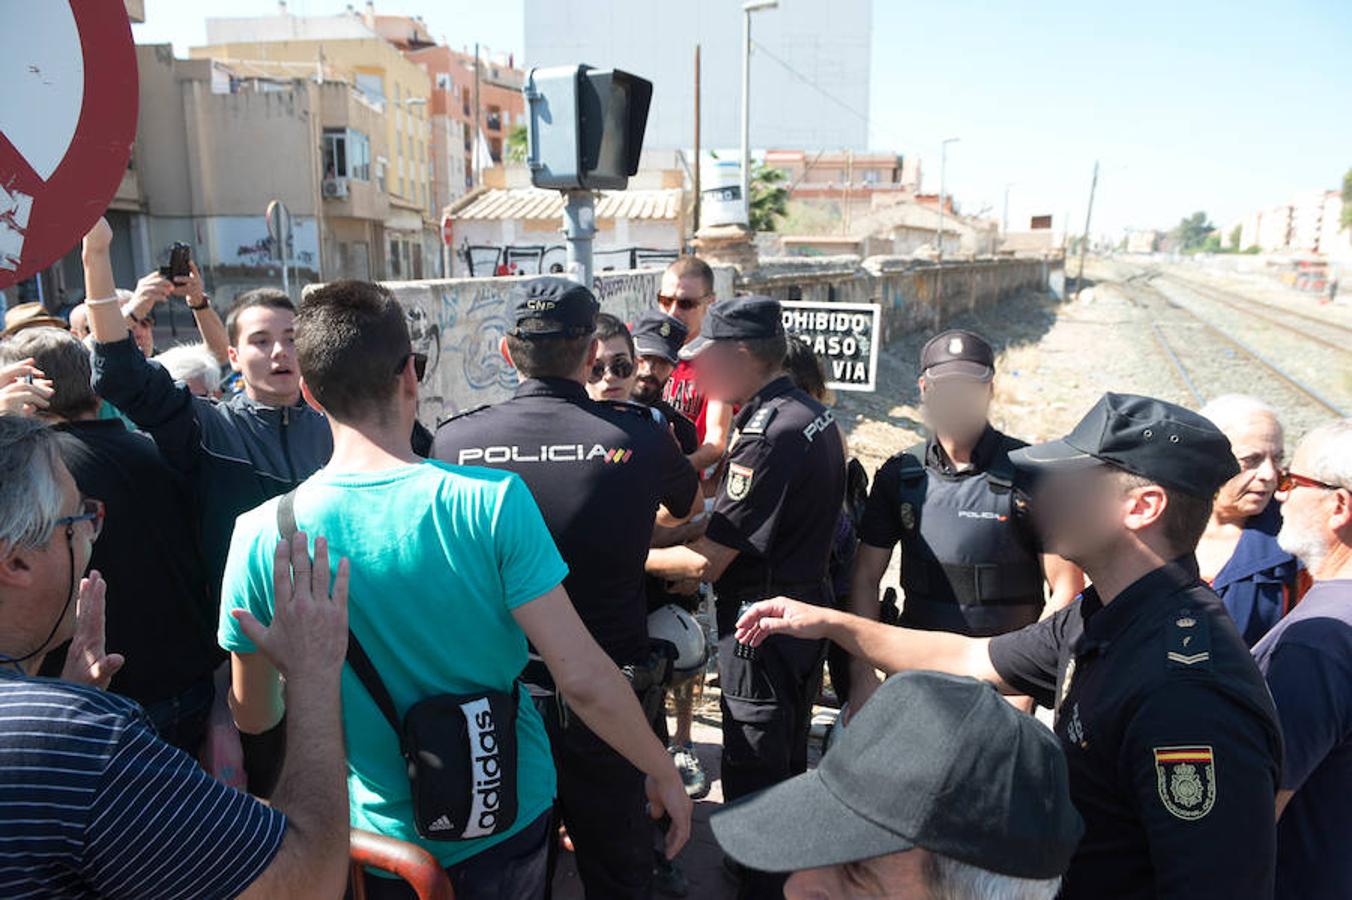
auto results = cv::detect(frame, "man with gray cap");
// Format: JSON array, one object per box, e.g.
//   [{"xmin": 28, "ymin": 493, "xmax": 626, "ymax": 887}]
[
  {"xmin": 849, "ymin": 328, "xmax": 1082, "ymax": 712},
  {"xmin": 733, "ymin": 393, "xmax": 1284, "ymax": 898},
  {"xmin": 433, "ymin": 277, "xmax": 698, "ymax": 899},
  {"xmin": 712, "ymin": 671, "xmax": 1082, "ymax": 899}
]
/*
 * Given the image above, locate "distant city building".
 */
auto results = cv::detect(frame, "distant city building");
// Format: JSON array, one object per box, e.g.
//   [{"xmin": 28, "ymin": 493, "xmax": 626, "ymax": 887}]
[{"xmin": 523, "ymin": 0, "xmax": 871, "ymax": 152}]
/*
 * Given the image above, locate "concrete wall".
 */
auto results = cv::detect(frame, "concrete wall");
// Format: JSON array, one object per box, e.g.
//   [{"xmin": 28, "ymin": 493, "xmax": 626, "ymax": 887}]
[{"xmin": 379, "ymin": 266, "xmax": 736, "ymax": 425}]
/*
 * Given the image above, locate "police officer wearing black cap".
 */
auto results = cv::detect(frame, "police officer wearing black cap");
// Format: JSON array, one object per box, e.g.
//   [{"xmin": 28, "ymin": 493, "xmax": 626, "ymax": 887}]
[
  {"xmin": 646, "ymin": 294, "xmax": 846, "ymax": 900},
  {"xmin": 631, "ymin": 309, "xmax": 699, "ymax": 455},
  {"xmin": 848, "ymin": 329, "xmax": 1082, "ymax": 709},
  {"xmin": 431, "ymin": 277, "xmax": 700, "ymax": 900},
  {"xmin": 733, "ymin": 393, "xmax": 1284, "ymax": 899}
]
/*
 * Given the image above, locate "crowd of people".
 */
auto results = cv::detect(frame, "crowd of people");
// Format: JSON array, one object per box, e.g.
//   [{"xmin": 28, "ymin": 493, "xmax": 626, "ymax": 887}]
[{"xmin": 0, "ymin": 212, "xmax": 1347, "ymax": 900}]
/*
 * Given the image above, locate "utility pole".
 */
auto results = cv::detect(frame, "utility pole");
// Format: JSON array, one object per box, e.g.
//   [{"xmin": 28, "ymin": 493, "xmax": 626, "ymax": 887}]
[
  {"xmin": 741, "ymin": 1, "xmax": 778, "ymax": 226},
  {"xmin": 1002, "ymin": 183, "xmax": 1012, "ymax": 236},
  {"xmin": 1077, "ymin": 160, "xmax": 1099, "ymax": 300},
  {"xmin": 693, "ymin": 44, "xmax": 701, "ymax": 238},
  {"xmin": 936, "ymin": 136, "xmax": 960, "ymax": 305},
  {"xmin": 842, "ymin": 148, "xmax": 853, "ymax": 235},
  {"xmin": 472, "ymin": 42, "xmax": 481, "ymax": 188}
]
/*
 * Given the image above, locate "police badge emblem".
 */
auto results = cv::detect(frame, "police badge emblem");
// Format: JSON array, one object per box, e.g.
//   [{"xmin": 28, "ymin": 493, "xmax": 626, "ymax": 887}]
[
  {"xmin": 727, "ymin": 464, "xmax": 754, "ymax": 500},
  {"xmin": 899, "ymin": 502, "xmax": 917, "ymax": 532},
  {"xmin": 1153, "ymin": 746, "xmax": 1216, "ymax": 820}
]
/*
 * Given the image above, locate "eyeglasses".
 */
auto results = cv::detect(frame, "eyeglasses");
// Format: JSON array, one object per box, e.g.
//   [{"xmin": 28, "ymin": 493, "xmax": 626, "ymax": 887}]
[
  {"xmin": 395, "ymin": 352, "xmax": 428, "ymax": 383},
  {"xmin": 658, "ymin": 293, "xmax": 708, "ymax": 312},
  {"xmin": 56, "ymin": 498, "xmax": 105, "ymax": 542},
  {"xmin": 589, "ymin": 356, "xmax": 635, "ymax": 383},
  {"xmin": 1278, "ymin": 470, "xmax": 1341, "ymax": 493}
]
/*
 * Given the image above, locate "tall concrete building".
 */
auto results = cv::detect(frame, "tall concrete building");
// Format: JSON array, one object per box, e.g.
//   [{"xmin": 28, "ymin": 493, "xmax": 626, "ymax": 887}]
[{"xmin": 523, "ymin": 0, "xmax": 871, "ymax": 152}]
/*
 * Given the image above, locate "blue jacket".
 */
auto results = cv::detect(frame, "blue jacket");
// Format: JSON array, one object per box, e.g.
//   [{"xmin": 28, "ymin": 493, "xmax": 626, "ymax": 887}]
[
  {"xmin": 91, "ymin": 337, "xmax": 332, "ymax": 603},
  {"xmin": 1213, "ymin": 501, "xmax": 1300, "ymax": 647}
]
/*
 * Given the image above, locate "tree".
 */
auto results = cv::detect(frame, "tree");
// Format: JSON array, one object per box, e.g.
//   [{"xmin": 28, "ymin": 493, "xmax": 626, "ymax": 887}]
[
  {"xmin": 1171, "ymin": 211, "xmax": 1215, "ymax": 253},
  {"xmin": 1342, "ymin": 167, "xmax": 1352, "ymax": 230},
  {"xmin": 506, "ymin": 124, "xmax": 528, "ymax": 164},
  {"xmin": 1229, "ymin": 224, "xmax": 1242, "ymax": 249},
  {"xmin": 748, "ymin": 161, "xmax": 789, "ymax": 232}
]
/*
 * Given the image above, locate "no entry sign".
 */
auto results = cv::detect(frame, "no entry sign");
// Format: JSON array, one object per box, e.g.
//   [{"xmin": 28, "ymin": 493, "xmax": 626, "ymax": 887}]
[
  {"xmin": 781, "ymin": 300, "xmax": 882, "ymax": 392},
  {"xmin": 0, "ymin": 0, "xmax": 138, "ymax": 290}
]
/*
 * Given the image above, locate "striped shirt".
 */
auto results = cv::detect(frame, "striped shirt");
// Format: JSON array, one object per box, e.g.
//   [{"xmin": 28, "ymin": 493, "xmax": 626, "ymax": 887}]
[{"xmin": 0, "ymin": 671, "xmax": 286, "ymax": 898}]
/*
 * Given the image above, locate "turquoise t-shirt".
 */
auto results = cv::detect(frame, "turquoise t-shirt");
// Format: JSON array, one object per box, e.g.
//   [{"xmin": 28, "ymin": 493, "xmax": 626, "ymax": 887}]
[{"xmin": 218, "ymin": 461, "xmax": 565, "ymax": 867}]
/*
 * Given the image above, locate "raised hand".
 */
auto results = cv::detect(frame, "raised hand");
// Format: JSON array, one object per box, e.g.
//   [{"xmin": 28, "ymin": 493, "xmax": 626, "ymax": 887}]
[
  {"xmin": 60, "ymin": 570, "xmax": 125, "ymax": 690},
  {"xmin": 0, "ymin": 359, "xmax": 53, "ymax": 417}
]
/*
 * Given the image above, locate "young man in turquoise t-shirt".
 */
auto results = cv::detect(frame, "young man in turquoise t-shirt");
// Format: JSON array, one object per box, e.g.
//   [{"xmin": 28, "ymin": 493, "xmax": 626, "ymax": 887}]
[{"xmin": 219, "ymin": 280, "xmax": 691, "ymax": 898}]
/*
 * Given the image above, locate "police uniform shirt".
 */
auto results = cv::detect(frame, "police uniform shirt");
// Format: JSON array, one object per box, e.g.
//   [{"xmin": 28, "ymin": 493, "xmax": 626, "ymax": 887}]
[
  {"xmin": 706, "ymin": 376, "xmax": 845, "ymax": 607},
  {"xmin": 988, "ymin": 557, "xmax": 1283, "ymax": 898},
  {"xmin": 431, "ymin": 377, "xmax": 700, "ymax": 666},
  {"xmin": 857, "ymin": 425, "xmax": 1047, "ymax": 636}
]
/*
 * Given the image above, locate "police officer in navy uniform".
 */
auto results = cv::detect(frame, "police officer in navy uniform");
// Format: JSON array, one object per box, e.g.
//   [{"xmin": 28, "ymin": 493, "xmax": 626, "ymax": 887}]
[
  {"xmin": 631, "ymin": 310, "xmax": 700, "ymax": 455},
  {"xmin": 646, "ymin": 295, "xmax": 846, "ymax": 900},
  {"xmin": 431, "ymin": 278, "xmax": 700, "ymax": 900},
  {"xmin": 732, "ymin": 393, "xmax": 1284, "ymax": 899},
  {"xmin": 849, "ymin": 329, "xmax": 1082, "ymax": 709}
]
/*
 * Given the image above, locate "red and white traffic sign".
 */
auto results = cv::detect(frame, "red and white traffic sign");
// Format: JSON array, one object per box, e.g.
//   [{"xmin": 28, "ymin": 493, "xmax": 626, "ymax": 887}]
[
  {"xmin": 441, "ymin": 213, "xmax": 454, "ymax": 246},
  {"xmin": 0, "ymin": 0, "xmax": 138, "ymax": 290}
]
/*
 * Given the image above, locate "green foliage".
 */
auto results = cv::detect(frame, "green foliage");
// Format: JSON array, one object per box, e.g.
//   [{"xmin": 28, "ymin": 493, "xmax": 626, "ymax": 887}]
[
  {"xmin": 1342, "ymin": 168, "xmax": 1352, "ymax": 230},
  {"xmin": 749, "ymin": 162, "xmax": 790, "ymax": 232},
  {"xmin": 1171, "ymin": 211, "xmax": 1215, "ymax": 252},
  {"xmin": 506, "ymin": 124, "xmax": 528, "ymax": 164},
  {"xmin": 1200, "ymin": 233, "xmax": 1222, "ymax": 253},
  {"xmin": 1229, "ymin": 224, "xmax": 1242, "ymax": 248},
  {"xmin": 1242, "ymin": 245, "xmax": 1262, "ymax": 255}
]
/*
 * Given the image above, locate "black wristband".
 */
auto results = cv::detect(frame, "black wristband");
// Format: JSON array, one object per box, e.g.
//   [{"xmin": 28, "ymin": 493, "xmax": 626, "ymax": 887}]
[{"xmin": 187, "ymin": 296, "xmax": 210, "ymax": 311}]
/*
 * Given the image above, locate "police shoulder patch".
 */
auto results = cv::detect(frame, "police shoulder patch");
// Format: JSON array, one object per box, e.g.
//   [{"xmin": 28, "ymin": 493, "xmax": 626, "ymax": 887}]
[
  {"xmin": 1165, "ymin": 608, "xmax": 1212, "ymax": 670},
  {"xmin": 1153, "ymin": 745, "xmax": 1217, "ymax": 820},
  {"xmin": 436, "ymin": 403, "xmax": 490, "ymax": 429},
  {"xmin": 726, "ymin": 463, "xmax": 754, "ymax": 500},
  {"xmin": 740, "ymin": 406, "xmax": 777, "ymax": 436}
]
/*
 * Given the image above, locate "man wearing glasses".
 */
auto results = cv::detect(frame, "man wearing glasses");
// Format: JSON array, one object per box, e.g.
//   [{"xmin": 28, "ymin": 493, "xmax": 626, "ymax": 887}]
[
  {"xmin": 657, "ymin": 256, "xmax": 734, "ymax": 474},
  {"xmin": 733, "ymin": 393, "xmax": 1284, "ymax": 898},
  {"xmin": 847, "ymin": 329, "xmax": 1082, "ymax": 711},
  {"xmin": 1252, "ymin": 419, "xmax": 1352, "ymax": 899}
]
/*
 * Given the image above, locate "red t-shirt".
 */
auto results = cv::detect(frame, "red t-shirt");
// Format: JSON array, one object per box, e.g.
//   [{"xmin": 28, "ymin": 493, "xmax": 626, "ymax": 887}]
[{"xmin": 662, "ymin": 359, "xmax": 710, "ymax": 441}]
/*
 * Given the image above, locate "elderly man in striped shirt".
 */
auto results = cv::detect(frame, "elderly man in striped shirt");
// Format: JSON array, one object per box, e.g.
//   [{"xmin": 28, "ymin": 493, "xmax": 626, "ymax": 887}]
[{"xmin": 0, "ymin": 415, "xmax": 350, "ymax": 898}]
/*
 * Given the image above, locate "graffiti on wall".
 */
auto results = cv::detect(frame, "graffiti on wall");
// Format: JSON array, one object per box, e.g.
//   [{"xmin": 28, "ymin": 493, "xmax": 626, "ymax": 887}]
[{"xmin": 458, "ymin": 241, "xmax": 678, "ymax": 277}]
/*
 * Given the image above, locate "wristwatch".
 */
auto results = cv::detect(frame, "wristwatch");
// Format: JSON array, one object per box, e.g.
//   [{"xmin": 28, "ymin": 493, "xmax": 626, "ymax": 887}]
[{"xmin": 187, "ymin": 294, "xmax": 211, "ymax": 311}]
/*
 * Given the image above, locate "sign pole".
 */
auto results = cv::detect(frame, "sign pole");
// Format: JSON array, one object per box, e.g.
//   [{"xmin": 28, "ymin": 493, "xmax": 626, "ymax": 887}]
[{"xmin": 563, "ymin": 190, "xmax": 595, "ymax": 287}]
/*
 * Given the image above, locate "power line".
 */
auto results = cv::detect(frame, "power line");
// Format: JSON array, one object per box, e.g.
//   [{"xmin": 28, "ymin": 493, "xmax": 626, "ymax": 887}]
[{"xmin": 749, "ymin": 39, "xmax": 871, "ymax": 129}]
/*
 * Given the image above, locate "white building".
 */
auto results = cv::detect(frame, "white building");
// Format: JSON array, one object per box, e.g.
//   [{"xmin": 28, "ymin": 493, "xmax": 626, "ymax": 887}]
[{"xmin": 523, "ymin": 0, "xmax": 871, "ymax": 152}]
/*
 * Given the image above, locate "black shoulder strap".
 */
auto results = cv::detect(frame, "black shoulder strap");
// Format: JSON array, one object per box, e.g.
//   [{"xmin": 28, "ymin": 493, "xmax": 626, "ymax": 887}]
[
  {"xmin": 894, "ymin": 441, "xmax": 929, "ymax": 533},
  {"xmin": 275, "ymin": 489, "xmax": 404, "ymax": 741}
]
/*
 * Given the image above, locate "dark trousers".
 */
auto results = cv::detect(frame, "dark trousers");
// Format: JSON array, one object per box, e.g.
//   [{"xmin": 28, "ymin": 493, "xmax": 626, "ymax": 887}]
[
  {"xmin": 355, "ymin": 809, "xmax": 551, "ymax": 900},
  {"xmin": 716, "ymin": 600, "xmax": 826, "ymax": 900},
  {"xmin": 142, "ymin": 674, "xmax": 215, "ymax": 756},
  {"xmin": 535, "ymin": 695, "xmax": 655, "ymax": 900}
]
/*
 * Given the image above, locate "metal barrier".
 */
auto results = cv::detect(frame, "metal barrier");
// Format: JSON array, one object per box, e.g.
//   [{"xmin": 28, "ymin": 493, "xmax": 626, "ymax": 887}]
[{"xmin": 348, "ymin": 829, "xmax": 454, "ymax": 900}]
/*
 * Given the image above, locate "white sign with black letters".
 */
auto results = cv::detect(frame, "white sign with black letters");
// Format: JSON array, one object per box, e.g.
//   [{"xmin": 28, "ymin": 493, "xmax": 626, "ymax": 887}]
[{"xmin": 781, "ymin": 300, "xmax": 881, "ymax": 392}]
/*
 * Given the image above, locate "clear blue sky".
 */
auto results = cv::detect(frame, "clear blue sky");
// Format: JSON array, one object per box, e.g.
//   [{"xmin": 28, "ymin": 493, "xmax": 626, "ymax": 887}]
[{"xmin": 135, "ymin": 0, "xmax": 1351, "ymax": 238}]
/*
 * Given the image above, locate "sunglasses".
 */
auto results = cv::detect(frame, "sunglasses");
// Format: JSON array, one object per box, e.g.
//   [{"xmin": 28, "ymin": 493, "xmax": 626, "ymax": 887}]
[
  {"xmin": 658, "ymin": 293, "xmax": 708, "ymax": 312},
  {"xmin": 395, "ymin": 352, "xmax": 428, "ymax": 383},
  {"xmin": 1277, "ymin": 470, "xmax": 1340, "ymax": 493},
  {"xmin": 56, "ymin": 498, "xmax": 105, "ymax": 542},
  {"xmin": 589, "ymin": 356, "xmax": 635, "ymax": 383}
]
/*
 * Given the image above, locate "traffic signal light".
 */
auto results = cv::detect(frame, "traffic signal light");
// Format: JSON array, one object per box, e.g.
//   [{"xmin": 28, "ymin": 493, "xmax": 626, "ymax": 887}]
[{"xmin": 523, "ymin": 65, "xmax": 653, "ymax": 191}]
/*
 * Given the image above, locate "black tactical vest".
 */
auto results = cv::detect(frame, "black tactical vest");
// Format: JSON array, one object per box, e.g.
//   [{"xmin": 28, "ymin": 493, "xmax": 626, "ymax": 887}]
[{"xmin": 894, "ymin": 440, "xmax": 1046, "ymax": 636}]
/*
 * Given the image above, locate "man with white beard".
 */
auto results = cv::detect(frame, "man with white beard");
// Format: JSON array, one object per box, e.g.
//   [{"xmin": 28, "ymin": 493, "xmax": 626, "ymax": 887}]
[{"xmin": 1251, "ymin": 418, "xmax": 1352, "ymax": 899}]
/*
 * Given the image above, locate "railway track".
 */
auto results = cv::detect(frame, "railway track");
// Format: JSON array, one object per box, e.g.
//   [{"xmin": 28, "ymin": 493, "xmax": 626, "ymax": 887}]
[
  {"xmin": 1113, "ymin": 270, "xmax": 1349, "ymax": 418},
  {"xmin": 1156, "ymin": 273, "xmax": 1352, "ymax": 358}
]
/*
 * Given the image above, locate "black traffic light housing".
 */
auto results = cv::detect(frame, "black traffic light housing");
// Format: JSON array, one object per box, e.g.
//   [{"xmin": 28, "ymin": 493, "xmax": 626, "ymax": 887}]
[{"xmin": 524, "ymin": 65, "xmax": 653, "ymax": 191}]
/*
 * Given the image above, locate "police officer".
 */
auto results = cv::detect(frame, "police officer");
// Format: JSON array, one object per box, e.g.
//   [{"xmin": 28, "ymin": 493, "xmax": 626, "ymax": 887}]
[
  {"xmin": 646, "ymin": 295, "xmax": 846, "ymax": 900},
  {"xmin": 431, "ymin": 278, "xmax": 700, "ymax": 900},
  {"xmin": 849, "ymin": 329, "xmax": 1082, "ymax": 709},
  {"xmin": 632, "ymin": 309, "xmax": 699, "ymax": 455},
  {"xmin": 733, "ymin": 393, "xmax": 1285, "ymax": 898}
]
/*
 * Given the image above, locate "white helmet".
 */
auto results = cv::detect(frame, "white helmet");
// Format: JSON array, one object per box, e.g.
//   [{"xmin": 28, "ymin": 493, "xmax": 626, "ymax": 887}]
[{"xmin": 647, "ymin": 604, "xmax": 708, "ymax": 678}]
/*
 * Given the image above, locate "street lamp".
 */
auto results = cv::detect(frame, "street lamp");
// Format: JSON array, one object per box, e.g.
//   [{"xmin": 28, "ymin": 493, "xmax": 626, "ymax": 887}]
[
  {"xmin": 936, "ymin": 136, "xmax": 960, "ymax": 264},
  {"xmin": 1002, "ymin": 182, "xmax": 1013, "ymax": 236},
  {"xmin": 741, "ymin": 0, "xmax": 778, "ymax": 227}
]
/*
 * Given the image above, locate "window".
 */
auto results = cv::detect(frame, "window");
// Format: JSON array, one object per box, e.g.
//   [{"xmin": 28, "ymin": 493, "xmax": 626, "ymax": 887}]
[
  {"xmin": 355, "ymin": 73, "xmax": 385, "ymax": 106},
  {"xmin": 489, "ymin": 137, "xmax": 502, "ymax": 163},
  {"xmin": 436, "ymin": 72, "xmax": 453, "ymax": 92},
  {"xmin": 486, "ymin": 105, "xmax": 502, "ymax": 132},
  {"xmin": 322, "ymin": 128, "xmax": 371, "ymax": 181}
]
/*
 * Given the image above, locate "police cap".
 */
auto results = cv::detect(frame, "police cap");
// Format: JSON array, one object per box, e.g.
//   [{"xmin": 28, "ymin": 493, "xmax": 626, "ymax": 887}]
[
  {"xmin": 1009, "ymin": 392, "xmax": 1240, "ymax": 498},
  {"xmin": 920, "ymin": 329, "xmax": 995, "ymax": 382},
  {"xmin": 631, "ymin": 310, "xmax": 687, "ymax": 364},
  {"xmin": 510, "ymin": 277, "xmax": 600, "ymax": 339},
  {"xmin": 678, "ymin": 295, "xmax": 783, "ymax": 360}
]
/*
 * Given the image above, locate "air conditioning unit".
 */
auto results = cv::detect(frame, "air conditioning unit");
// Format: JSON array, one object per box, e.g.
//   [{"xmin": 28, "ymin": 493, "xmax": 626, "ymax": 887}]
[{"xmin": 322, "ymin": 177, "xmax": 349, "ymax": 199}]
